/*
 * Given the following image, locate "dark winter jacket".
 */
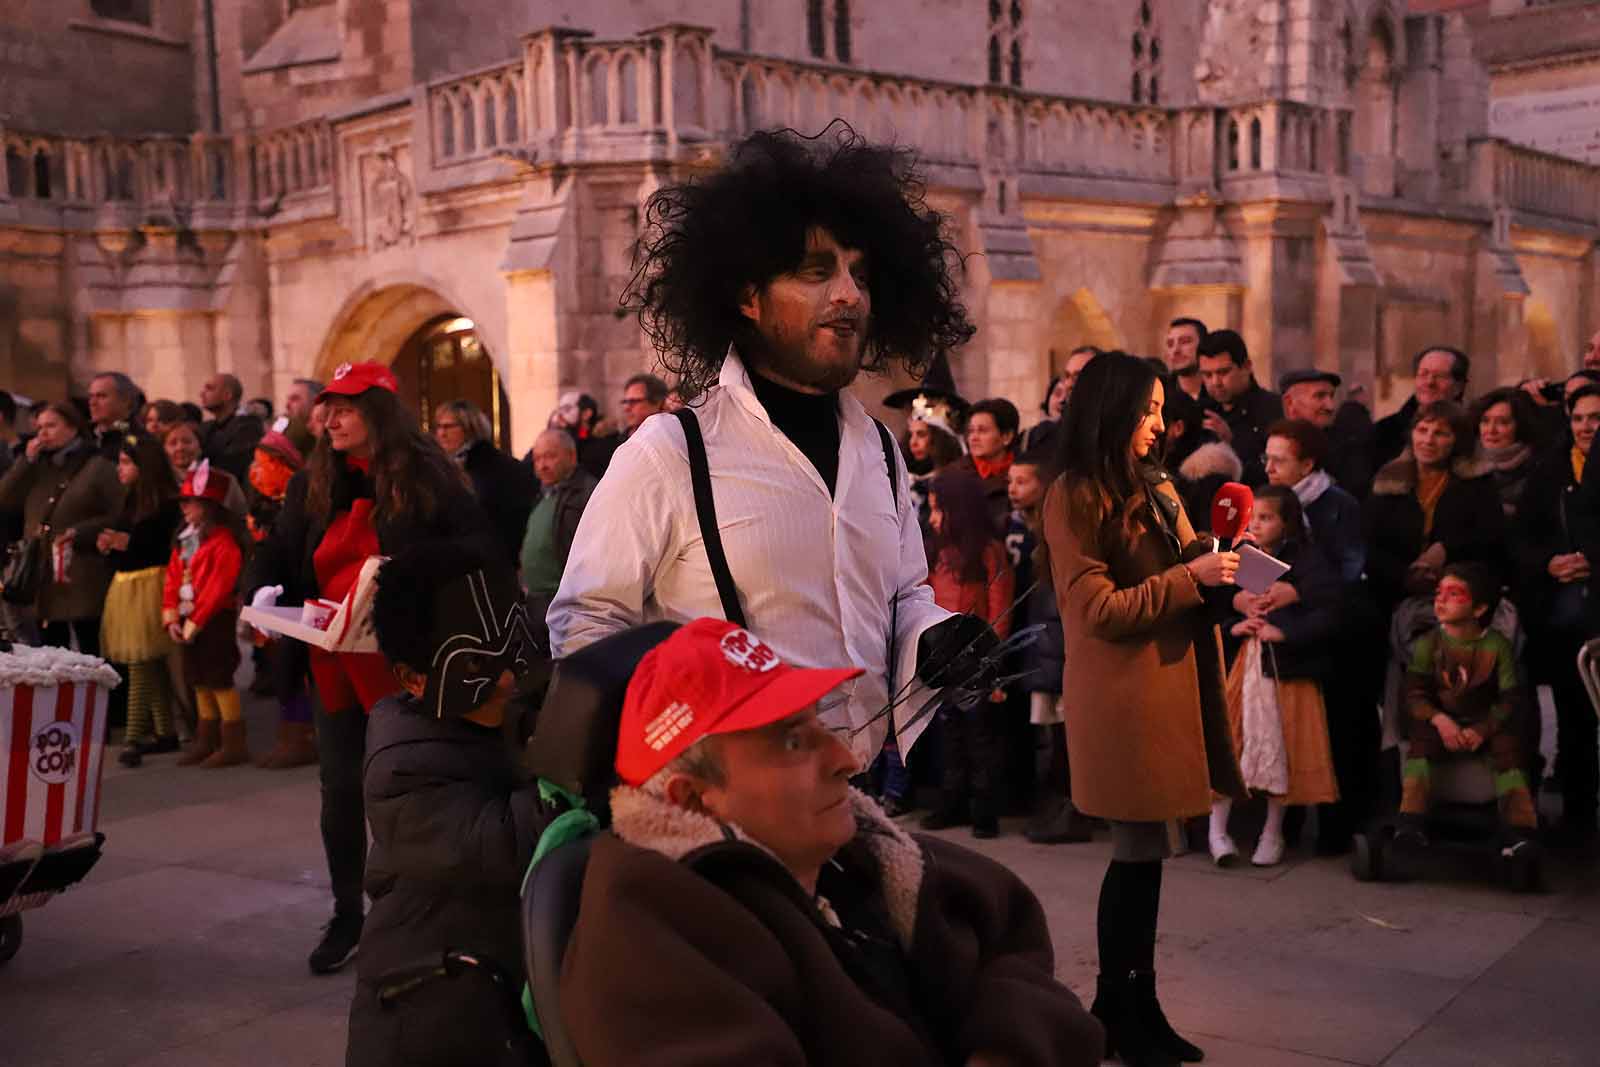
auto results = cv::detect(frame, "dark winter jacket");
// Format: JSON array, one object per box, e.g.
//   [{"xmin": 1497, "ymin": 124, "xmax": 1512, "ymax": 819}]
[
  {"xmin": 1372, "ymin": 395, "xmax": 1419, "ymax": 472},
  {"xmin": 1300, "ymin": 481, "xmax": 1366, "ymax": 584},
  {"xmin": 549, "ymin": 467, "xmax": 599, "ymax": 567},
  {"xmin": 461, "ymin": 439, "xmax": 538, "ymax": 567},
  {"xmin": 1326, "ymin": 402, "xmax": 1377, "ymax": 498},
  {"xmin": 346, "ymin": 693, "xmax": 557, "ymax": 1067},
  {"xmin": 561, "ymin": 787, "xmax": 1104, "ymax": 1067},
  {"xmin": 1177, "ymin": 441, "xmax": 1243, "ymax": 536},
  {"xmin": 952, "ymin": 454, "xmax": 1013, "ymax": 538},
  {"xmin": 202, "ymin": 410, "xmax": 265, "ymax": 486},
  {"xmin": 1513, "ymin": 448, "xmax": 1590, "ymax": 653},
  {"xmin": 0, "ymin": 442, "xmax": 123, "ymax": 621},
  {"xmin": 1223, "ymin": 536, "xmax": 1340, "ymax": 681},
  {"xmin": 1201, "ymin": 381, "xmax": 1282, "ymax": 476},
  {"xmin": 1362, "ymin": 451, "xmax": 1506, "ymax": 617},
  {"xmin": 107, "ymin": 500, "xmax": 183, "ymax": 572},
  {"xmin": 242, "ymin": 461, "xmax": 492, "ymax": 607}
]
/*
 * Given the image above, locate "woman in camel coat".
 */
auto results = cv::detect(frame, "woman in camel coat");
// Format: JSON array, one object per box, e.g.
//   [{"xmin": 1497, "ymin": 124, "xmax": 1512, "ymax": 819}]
[{"xmin": 1042, "ymin": 353, "xmax": 1244, "ymax": 1067}]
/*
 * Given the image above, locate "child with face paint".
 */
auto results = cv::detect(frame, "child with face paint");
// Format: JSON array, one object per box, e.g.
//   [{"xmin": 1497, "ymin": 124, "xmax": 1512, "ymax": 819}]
[{"xmin": 345, "ymin": 538, "xmax": 556, "ymax": 1067}]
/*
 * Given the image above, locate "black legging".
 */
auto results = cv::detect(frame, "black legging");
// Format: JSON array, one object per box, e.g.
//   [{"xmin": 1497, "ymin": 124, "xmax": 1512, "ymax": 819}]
[
  {"xmin": 316, "ymin": 702, "xmax": 368, "ymax": 917},
  {"xmin": 41, "ymin": 618, "xmax": 101, "ymax": 657},
  {"xmin": 1098, "ymin": 859, "xmax": 1162, "ymax": 978}
]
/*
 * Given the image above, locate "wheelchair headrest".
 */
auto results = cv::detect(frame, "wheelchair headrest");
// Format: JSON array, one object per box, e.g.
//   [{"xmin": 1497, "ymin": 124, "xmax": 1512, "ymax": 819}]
[{"xmin": 525, "ymin": 621, "xmax": 681, "ymax": 815}]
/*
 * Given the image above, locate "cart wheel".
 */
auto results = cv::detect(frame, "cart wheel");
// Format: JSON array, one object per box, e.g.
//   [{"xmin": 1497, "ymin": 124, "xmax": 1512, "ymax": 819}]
[
  {"xmin": 0, "ymin": 915, "xmax": 21, "ymax": 964},
  {"xmin": 1351, "ymin": 833, "xmax": 1380, "ymax": 882}
]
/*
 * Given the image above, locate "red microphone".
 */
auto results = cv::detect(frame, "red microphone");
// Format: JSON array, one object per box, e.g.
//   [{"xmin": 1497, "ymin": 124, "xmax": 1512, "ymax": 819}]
[{"xmin": 1210, "ymin": 482, "xmax": 1254, "ymax": 551}]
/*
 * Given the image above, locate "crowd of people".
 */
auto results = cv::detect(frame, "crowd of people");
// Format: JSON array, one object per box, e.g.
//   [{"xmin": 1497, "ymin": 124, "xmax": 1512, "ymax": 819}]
[{"xmin": 4, "ymin": 123, "xmax": 1600, "ymax": 1067}]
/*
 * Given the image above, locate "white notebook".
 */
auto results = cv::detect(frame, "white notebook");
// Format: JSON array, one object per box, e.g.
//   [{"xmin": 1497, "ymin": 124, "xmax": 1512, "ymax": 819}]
[{"xmin": 1235, "ymin": 544, "xmax": 1291, "ymax": 595}]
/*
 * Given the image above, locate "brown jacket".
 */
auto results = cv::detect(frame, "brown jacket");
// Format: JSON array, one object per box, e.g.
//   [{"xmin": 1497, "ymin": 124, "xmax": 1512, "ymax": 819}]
[
  {"xmin": 0, "ymin": 443, "xmax": 123, "ymax": 622},
  {"xmin": 1043, "ymin": 474, "xmax": 1244, "ymax": 822},
  {"xmin": 561, "ymin": 788, "xmax": 1103, "ymax": 1067}
]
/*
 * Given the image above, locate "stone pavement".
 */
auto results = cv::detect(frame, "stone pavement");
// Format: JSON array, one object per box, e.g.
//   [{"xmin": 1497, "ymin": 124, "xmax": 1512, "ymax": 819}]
[{"xmin": 3, "ymin": 692, "xmax": 1598, "ymax": 1066}]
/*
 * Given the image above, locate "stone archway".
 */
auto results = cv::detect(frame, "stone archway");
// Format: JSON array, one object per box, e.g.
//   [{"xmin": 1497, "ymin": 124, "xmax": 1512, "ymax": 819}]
[
  {"xmin": 311, "ymin": 282, "xmax": 511, "ymax": 445},
  {"xmin": 1047, "ymin": 287, "xmax": 1123, "ymax": 375}
]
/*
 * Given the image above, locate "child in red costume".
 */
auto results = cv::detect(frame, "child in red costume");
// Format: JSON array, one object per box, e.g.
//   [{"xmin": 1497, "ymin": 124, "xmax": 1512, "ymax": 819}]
[{"xmin": 163, "ymin": 461, "xmax": 248, "ymax": 767}]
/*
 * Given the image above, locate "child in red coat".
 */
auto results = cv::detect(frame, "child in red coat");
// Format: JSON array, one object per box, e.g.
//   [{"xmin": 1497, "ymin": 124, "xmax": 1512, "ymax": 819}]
[{"xmin": 163, "ymin": 461, "xmax": 248, "ymax": 767}]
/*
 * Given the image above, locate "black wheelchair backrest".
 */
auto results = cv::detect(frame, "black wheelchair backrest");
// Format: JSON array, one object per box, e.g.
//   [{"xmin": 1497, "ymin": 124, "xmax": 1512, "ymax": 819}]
[{"xmin": 523, "ymin": 834, "xmax": 593, "ymax": 1067}]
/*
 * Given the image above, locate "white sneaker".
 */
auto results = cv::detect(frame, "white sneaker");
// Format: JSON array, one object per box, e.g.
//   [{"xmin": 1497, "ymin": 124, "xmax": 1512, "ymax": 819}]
[
  {"xmin": 1209, "ymin": 829, "xmax": 1239, "ymax": 867},
  {"xmin": 1252, "ymin": 832, "xmax": 1285, "ymax": 867}
]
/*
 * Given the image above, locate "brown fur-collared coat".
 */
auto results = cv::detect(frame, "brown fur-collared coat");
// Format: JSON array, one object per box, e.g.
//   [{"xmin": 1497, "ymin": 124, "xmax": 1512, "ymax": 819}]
[{"xmin": 1043, "ymin": 474, "xmax": 1245, "ymax": 822}]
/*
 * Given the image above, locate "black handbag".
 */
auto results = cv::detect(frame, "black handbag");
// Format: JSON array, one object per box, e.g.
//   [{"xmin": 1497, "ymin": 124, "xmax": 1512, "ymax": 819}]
[{"xmin": 1, "ymin": 466, "xmax": 73, "ymax": 606}]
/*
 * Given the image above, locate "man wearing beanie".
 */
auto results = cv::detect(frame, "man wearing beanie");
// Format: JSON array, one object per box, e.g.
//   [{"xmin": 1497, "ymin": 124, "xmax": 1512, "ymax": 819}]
[{"xmin": 559, "ymin": 619, "xmax": 1104, "ymax": 1067}]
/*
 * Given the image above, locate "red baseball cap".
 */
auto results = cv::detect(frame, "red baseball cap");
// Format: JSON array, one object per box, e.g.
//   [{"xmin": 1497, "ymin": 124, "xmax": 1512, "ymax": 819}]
[
  {"xmin": 318, "ymin": 361, "xmax": 399, "ymax": 401},
  {"xmin": 615, "ymin": 619, "xmax": 863, "ymax": 787}
]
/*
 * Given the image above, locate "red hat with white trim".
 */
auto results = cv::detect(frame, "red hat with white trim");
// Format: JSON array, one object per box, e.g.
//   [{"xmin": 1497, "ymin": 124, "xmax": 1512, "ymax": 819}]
[
  {"xmin": 179, "ymin": 459, "xmax": 235, "ymax": 506},
  {"xmin": 614, "ymin": 618, "xmax": 863, "ymax": 787},
  {"xmin": 318, "ymin": 361, "xmax": 399, "ymax": 401}
]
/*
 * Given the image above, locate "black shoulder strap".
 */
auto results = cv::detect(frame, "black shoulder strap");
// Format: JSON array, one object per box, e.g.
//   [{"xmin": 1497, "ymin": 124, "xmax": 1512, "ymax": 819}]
[
  {"xmin": 673, "ymin": 408, "xmax": 747, "ymax": 628},
  {"xmin": 872, "ymin": 418, "xmax": 899, "ymax": 509}
]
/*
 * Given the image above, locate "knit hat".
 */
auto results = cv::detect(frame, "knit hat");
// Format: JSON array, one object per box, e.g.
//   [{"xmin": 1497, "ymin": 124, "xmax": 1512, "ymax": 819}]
[{"xmin": 258, "ymin": 415, "xmax": 316, "ymax": 469}]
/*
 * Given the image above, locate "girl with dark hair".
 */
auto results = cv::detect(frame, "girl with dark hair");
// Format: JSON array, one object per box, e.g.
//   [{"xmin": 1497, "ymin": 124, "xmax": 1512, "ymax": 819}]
[
  {"xmin": 919, "ymin": 467, "xmax": 1014, "ymax": 839},
  {"xmin": 245, "ymin": 362, "xmax": 493, "ymax": 976},
  {"xmin": 97, "ymin": 433, "xmax": 182, "ymax": 767},
  {"xmin": 1213, "ymin": 485, "xmax": 1340, "ymax": 868},
  {"xmin": 1043, "ymin": 351, "xmax": 1245, "ymax": 1066},
  {"xmin": 1471, "ymin": 386, "xmax": 1543, "ymax": 520}
]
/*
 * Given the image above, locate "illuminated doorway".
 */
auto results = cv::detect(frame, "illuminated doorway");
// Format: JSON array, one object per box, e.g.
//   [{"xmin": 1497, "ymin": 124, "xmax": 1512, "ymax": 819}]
[{"xmin": 393, "ymin": 315, "xmax": 512, "ymax": 450}]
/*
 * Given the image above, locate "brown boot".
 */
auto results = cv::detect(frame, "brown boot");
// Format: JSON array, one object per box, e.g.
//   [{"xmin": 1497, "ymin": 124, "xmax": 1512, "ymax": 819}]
[
  {"xmin": 254, "ymin": 723, "xmax": 288, "ymax": 769},
  {"xmin": 265, "ymin": 722, "xmax": 317, "ymax": 769},
  {"xmin": 177, "ymin": 718, "xmax": 220, "ymax": 766},
  {"xmin": 201, "ymin": 721, "xmax": 250, "ymax": 768}
]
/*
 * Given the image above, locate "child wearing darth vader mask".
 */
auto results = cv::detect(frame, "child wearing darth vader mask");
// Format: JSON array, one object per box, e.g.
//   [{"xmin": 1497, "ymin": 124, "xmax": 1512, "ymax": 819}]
[{"xmin": 345, "ymin": 538, "xmax": 556, "ymax": 1067}]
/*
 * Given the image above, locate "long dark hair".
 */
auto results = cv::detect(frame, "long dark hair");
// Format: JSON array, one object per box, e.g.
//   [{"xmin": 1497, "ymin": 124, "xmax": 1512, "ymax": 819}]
[
  {"xmin": 118, "ymin": 433, "xmax": 177, "ymax": 523},
  {"xmin": 622, "ymin": 123, "xmax": 975, "ymax": 399},
  {"xmin": 929, "ymin": 467, "xmax": 998, "ymax": 583},
  {"xmin": 1053, "ymin": 351, "xmax": 1160, "ymax": 530},
  {"xmin": 306, "ymin": 388, "xmax": 467, "ymax": 524}
]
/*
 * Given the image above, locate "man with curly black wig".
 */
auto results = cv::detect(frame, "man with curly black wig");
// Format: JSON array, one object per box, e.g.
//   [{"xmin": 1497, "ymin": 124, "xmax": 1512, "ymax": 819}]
[{"xmin": 548, "ymin": 125, "xmax": 988, "ymax": 766}]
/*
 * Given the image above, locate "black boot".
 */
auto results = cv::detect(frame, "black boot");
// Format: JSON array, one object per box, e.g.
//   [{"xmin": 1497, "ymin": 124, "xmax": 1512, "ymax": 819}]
[
  {"xmin": 1092, "ymin": 972, "xmax": 1179, "ymax": 1067},
  {"xmin": 1133, "ymin": 969, "xmax": 1204, "ymax": 1062}
]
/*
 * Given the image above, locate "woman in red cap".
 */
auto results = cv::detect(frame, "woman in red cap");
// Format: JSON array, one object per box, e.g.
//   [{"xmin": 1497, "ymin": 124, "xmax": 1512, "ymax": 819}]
[
  {"xmin": 162, "ymin": 461, "xmax": 249, "ymax": 767},
  {"xmin": 244, "ymin": 360, "xmax": 494, "ymax": 976}
]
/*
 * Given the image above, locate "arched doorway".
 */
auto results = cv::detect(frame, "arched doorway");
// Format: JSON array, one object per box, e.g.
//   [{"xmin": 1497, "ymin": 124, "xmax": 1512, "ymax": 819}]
[{"xmin": 393, "ymin": 315, "xmax": 513, "ymax": 450}]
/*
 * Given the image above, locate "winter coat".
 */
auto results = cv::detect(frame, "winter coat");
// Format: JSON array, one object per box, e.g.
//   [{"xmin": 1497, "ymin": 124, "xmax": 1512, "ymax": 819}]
[
  {"xmin": 162, "ymin": 525, "xmax": 242, "ymax": 632},
  {"xmin": 1372, "ymin": 395, "xmax": 1419, "ymax": 472},
  {"xmin": 1222, "ymin": 536, "xmax": 1340, "ymax": 681},
  {"xmin": 202, "ymin": 411, "xmax": 265, "ymax": 487},
  {"xmin": 1512, "ymin": 448, "xmax": 1590, "ymax": 667},
  {"xmin": 1042, "ymin": 473, "xmax": 1246, "ymax": 823},
  {"xmin": 1200, "ymin": 381, "xmax": 1283, "ymax": 475},
  {"xmin": 345, "ymin": 693, "xmax": 556, "ymax": 1067},
  {"xmin": 1021, "ymin": 575, "xmax": 1065, "ymax": 695},
  {"xmin": 1177, "ymin": 441, "xmax": 1242, "ymax": 535},
  {"xmin": 1362, "ymin": 451, "xmax": 1507, "ymax": 618},
  {"xmin": 106, "ymin": 500, "xmax": 183, "ymax": 573},
  {"xmin": 1301, "ymin": 481, "xmax": 1366, "ymax": 584},
  {"xmin": 560, "ymin": 787, "xmax": 1104, "ymax": 1067},
  {"xmin": 0, "ymin": 442, "xmax": 123, "ymax": 621},
  {"xmin": 461, "ymin": 439, "xmax": 538, "ymax": 568},
  {"xmin": 242, "ymin": 460, "xmax": 492, "ymax": 608},
  {"xmin": 548, "ymin": 467, "xmax": 599, "ymax": 567},
  {"xmin": 925, "ymin": 541, "xmax": 1014, "ymax": 637},
  {"xmin": 952, "ymin": 454, "xmax": 1013, "ymax": 538},
  {"xmin": 1326, "ymin": 405, "xmax": 1377, "ymax": 499}
]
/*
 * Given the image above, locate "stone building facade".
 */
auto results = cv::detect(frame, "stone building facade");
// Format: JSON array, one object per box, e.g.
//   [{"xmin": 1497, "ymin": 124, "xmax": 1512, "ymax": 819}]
[{"xmin": 3, "ymin": 0, "xmax": 1599, "ymax": 448}]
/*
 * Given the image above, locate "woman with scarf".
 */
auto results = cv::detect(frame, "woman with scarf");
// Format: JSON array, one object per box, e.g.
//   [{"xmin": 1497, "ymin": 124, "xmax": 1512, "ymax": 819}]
[
  {"xmin": 1043, "ymin": 352, "xmax": 1245, "ymax": 1066},
  {"xmin": 958, "ymin": 397, "xmax": 1021, "ymax": 536},
  {"xmin": 244, "ymin": 362, "xmax": 493, "ymax": 976},
  {"xmin": 1471, "ymin": 387, "xmax": 1544, "ymax": 522},
  {"xmin": 0, "ymin": 402, "xmax": 122, "ymax": 653}
]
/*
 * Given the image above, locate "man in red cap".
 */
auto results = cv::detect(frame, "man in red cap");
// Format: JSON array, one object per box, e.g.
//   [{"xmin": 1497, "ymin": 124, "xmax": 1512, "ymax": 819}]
[{"xmin": 560, "ymin": 618, "xmax": 1103, "ymax": 1067}]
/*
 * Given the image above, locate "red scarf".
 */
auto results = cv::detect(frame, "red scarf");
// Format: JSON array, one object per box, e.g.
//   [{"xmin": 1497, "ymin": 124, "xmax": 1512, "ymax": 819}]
[{"xmin": 973, "ymin": 453, "xmax": 1013, "ymax": 482}]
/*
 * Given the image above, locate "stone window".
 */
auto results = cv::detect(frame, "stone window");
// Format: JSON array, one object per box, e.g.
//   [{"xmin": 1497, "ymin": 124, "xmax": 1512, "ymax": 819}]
[
  {"xmin": 89, "ymin": 0, "xmax": 152, "ymax": 24},
  {"xmin": 5, "ymin": 149, "xmax": 26, "ymax": 199},
  {"xmin": 988, "ymin": 0, "xmax": 1025, "ymax": 87},
  {"xmin": 1131, "ymin": 0, "xmax": 1160, "ymax": 104},
  {"xmin": 807, "ymin": 1, "xmax": 852, "ymax": 63}
]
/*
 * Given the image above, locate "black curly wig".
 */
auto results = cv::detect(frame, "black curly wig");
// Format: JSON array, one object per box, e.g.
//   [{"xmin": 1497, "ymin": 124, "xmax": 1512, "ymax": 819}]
[{"xmin": 623, "ymin": 123, "xmax": 976, "ymax": 399}]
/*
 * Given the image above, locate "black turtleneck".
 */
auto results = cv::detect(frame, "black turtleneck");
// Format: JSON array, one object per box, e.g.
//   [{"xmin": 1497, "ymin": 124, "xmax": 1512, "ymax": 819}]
[{"xmin": 748, "ymin": 370, "xmax": 841, "ymax": 496}]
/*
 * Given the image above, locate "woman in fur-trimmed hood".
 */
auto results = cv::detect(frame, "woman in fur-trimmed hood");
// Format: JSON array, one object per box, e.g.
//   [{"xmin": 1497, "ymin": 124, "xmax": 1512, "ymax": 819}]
[
  {"xmin": 1362, "ymin": 400, "xmax": 1506, "ymax": 618},
  {"xmin": 559, "ymin": 619, "xmax": 1103, "ymax": 1067}
]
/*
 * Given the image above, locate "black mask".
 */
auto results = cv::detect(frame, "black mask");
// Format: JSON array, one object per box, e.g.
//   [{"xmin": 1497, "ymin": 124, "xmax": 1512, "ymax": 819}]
[{"xmin": 422, "ymin": 567, "xmax": 537, "ymax": 719}]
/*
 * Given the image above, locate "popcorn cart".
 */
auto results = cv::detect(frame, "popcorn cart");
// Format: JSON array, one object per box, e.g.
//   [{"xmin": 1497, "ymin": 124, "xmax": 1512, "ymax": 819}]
[{"xmin": 0, "ymin": 643, "xmax": 118, "ymax": 964}]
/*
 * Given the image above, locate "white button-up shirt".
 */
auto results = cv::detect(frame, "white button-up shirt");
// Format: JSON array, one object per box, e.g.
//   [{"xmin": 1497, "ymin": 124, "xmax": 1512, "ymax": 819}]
[{"xmin": 548, "ymin": 350, "xmax": 951, "ymax": 763}]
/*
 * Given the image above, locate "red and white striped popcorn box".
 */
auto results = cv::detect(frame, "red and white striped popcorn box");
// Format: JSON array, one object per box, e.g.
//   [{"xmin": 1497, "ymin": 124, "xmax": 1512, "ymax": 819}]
[{"xmin": 2, "ymin": 679, "xmax": 111, "ymax": 848}]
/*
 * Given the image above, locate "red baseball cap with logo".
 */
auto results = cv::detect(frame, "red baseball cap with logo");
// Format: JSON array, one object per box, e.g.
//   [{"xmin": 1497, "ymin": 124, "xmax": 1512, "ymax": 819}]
[
  {"xmin": 318, "ymin": 361, "xmax": 400, "ymax": 401},
  {"xmin": 614, "ymin": 618, "xmax": 863, "ymax": 787}
]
